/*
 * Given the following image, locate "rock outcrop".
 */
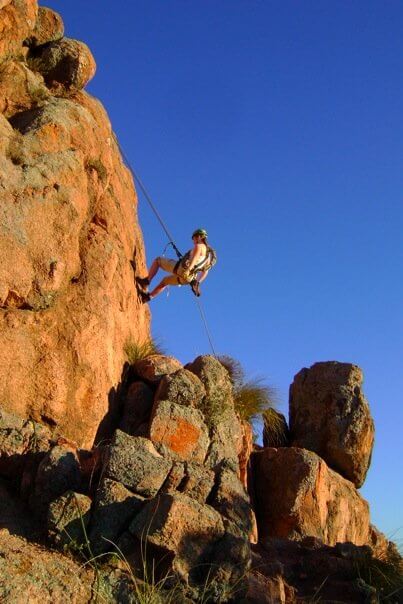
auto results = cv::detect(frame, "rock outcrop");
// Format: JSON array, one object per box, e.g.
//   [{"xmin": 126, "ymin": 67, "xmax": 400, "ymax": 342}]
[
  {"xmin": 289, "ymin": 362, "xmax": 375, "ymax": 487},
  {"xmin": 252, "ymin": 447, "xmax": 370, "ymax": 545},
  {"xmin": 0, "ymin": 0, "xmax": 150, "ymax": 448}
]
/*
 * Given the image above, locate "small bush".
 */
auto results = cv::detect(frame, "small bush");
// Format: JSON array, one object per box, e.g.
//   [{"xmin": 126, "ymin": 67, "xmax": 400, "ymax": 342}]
[
  {"xmin": 218, "ymin": 355, "xmax": 277, "ymax": 422},
  {"xmin": 262, "ymin": 408, "xmax": 289, "ymax": 447},
  {"xmin": 124, "ymin": 338, "xmax": 165, "ymax": 365}
]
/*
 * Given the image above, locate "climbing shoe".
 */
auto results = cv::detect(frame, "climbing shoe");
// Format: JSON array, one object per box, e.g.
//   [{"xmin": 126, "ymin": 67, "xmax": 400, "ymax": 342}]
[
  {"xmin": 139, "ymin": 290, "xmax": 151, "ymax": 303},
  {"xmin": 190, "ymin": 280, "xmax": 201, "ymax": 297},
  {"xmin": 136, "ymin": 276, "xmax": 150, "ymax": 291}
]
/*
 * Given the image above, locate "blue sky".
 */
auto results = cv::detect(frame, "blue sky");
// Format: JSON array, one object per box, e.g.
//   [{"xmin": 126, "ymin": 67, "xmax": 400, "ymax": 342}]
[{"xmin": 46, "ymin": 1, "xmax": 402, "ymax": 537}]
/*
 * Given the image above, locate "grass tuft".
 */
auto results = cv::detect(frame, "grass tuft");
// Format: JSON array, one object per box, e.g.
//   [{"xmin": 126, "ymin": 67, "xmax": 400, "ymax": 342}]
[
  {"xmin": 218, "ymin": 355, "xmax": 277, "ymax": 422},
  {"xmin": 124, "ymin": 338, "xmax": 166, "ymax": 365}
]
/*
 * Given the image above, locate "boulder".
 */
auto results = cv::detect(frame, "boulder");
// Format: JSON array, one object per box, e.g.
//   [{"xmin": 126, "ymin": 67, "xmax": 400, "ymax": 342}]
[
  {"xmin": 0, "ymin": 59, "xmax": 50, "ymax": 118},
  {"xmin": 154, "ymin": 368, "xmax": 206, "ymax": 407},
  {"xmin": 205, "ymin": 412, "xmax": 243, "ymax": 469},
  {"xmin": 252, "ymin": 447, "xmax": 370, "ymax": 546},
  {"xmin": 133, "ymin": 354, "xmax": 182, "ymax": 383},
  {"xmin": 48, "ymin": 490, "xmax": 92, "ymax": 547},
  {"xmin": 27, "ymin": 6, "xmax": 64, "ymax": 47},
  {"xmin": 31, "ymin": 444, "xmax": 82, "ymax": 514},
  {"xmin": 289, "ymin": 362, "xmax": 375, "ymax": 487},
  {"xmin": 209, "ymin": 464, "xmax": 254, "ymax": 535},
  {"xmin": 180, "ymin": 462, "xmax": 215, "ymax": 503},
  {"xmin": 186, "ymin": 355, "xmax": 234, "ymax": 425},
  {"xmin": 0, "ymin": 407, "xmax": 51, "ymax": 479},
  {"xmin": 104, "ymin": 430, "xmax": 172, "ymax": 497},
  {"xmin": 89, "ymin": 478, "xmax": 144, "ymax": 555},
  {"xmin": 0, "ymin": 0, "xmax": 37, "ymax": 60},
  {"xmin": 119, "ymin": 381, "xmax": 154, "ymax": 436},
  {"xmin": 129, "ymin": 492, "xmax": 225, "ymax": 578},
  {"xmin": 149, "ymin": 400, "xmax": 209, "ymax": 462},
  {"xmin": 28, "ymin": 37, "xmax": 96, "ymax": 91},
  {"xmin": 262, "ymin": 408, "xmax": 289, "ymax": 448}
]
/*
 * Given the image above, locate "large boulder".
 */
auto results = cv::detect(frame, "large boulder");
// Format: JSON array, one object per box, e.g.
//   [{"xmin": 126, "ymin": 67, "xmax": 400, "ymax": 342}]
[
  {"xmin": 27, "ymin": 37, "xmax": 96, "ymax": 91},
  {"xmin": 149, "ymin": 399, "xmax": 210, "ymax": 462},
  {"xmin": 129, "ymin": 493, "xmax": 225, "ymax": 579},
  {"xmin": 252, "ymin": 447, "xmax": 370, "ymax": 546},
  {"xmin": 103, "ymin": 430, "xmax": 172, "ymax": 497},
  {"xmin": 289, "ymin": 362, "xmax": 375, "ymax": 487}
]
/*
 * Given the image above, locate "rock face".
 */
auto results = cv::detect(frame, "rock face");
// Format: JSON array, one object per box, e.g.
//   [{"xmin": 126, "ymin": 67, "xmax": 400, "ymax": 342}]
[
  {"xmin": 0, "ymin": 0, "xmax": 150, "ymax": 448},
  {"xmin": 252, "ymin": 447, "xmax": 370, "ymax": 546},
  {"xmin": 289, "ymin": 362, "xmax": 375, "ymax": 487}
]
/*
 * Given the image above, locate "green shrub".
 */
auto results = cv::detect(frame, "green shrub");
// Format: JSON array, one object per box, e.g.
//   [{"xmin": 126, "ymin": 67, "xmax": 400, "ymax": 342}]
[
  {"xmin": 124, "ymin": 338, "xmax": 165, "ymax": 365},
  {"xmin": 354, "ymin": 541, "xmax": 403, "ymax": 602}
]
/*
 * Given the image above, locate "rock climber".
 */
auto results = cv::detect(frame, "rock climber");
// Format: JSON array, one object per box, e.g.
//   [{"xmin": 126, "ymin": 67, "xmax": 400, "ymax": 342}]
[{"xmin": 136, "ymin": 228, "xmax": 216, "ymax": 302}]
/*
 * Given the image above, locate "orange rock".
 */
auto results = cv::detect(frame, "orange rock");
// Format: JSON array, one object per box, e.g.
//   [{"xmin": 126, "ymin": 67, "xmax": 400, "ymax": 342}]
[
  {"xmin": 0, "ymin": 86, "xmax": 150, "ymax": 447},
  {"xmin": 27, "ymin": 6, "xmax": 64, "ymax": 47},
  {"xmin": 134, "ymin": 354, "xmax": 182, "ymax": 383},
  {"xmin": 0, "ymin": 60, "xmax": 50, "ymax": 118},
  {"xmin": 28, "ymin": 38, "xmax": 96, "ymax": 92},
  {"xmin": 238, "ymin": 418, "xmax": 253, "ymax": 488},
  {"xmin": 0, "ymin": 0, "xmax": 37, "ymax": 60},
  {"xmin": 149, "ymin": 400, "xmax": 209, "ymax": 462},
  {"xmin": 253, "ymin": 447, "xmax": 370, "ymax": 546}
]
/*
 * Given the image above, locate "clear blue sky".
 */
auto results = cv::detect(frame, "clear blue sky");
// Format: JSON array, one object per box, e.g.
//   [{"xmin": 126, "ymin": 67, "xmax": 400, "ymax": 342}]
[{"xmin": 46, "ymin": 1, "xmax": 402, "ymax": 538}]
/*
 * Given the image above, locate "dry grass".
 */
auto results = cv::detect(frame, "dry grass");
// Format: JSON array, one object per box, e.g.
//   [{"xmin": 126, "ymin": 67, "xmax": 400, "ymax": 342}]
[
  {"xmin": 218, "ymin": 355, "xmax": 277, "ymax": 422},
  {"xmin": 124, "ymin": 338, "xmax": 165, "ymax": 365}
]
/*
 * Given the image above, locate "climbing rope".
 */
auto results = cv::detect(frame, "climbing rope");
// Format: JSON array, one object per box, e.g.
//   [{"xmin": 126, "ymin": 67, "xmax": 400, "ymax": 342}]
[
  {"xmin": 195, "ymin": 297, "xmax": 217, "ymax": 357},
  {"xmin": 116, "ymin": 136, "xmax": 217, "ymax": 357},
  {"xmin": 115, "ymin": 136, "xmax": 182, "ymax": 259}
]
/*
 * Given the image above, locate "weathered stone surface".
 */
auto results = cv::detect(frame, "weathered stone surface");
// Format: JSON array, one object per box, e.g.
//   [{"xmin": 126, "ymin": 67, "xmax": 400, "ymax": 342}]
[
  {"xmin": 0, "ymin": 88, "xmax": 150, "ymax": 448},
  {"xmin": 149, "ymin": 400, "xmax": 209, "ymax": 462},
  {"xmin": 186, "ymin": 355, "xmax": 234, "ymax": 425},
  {"xmin": 289, "ymin": 362, "xmax": 375, "ymax": 487},
  {"xmin": 205, "ymin": 412, "xmax": 243, "ymax": 469},
  {"xmin": 0, "ymin": 530, "xmax": 94, "ymax": 603},
  {"xmin": 27, "ymin": 6, "xmax": 64, "ymax": 47},
  {"xmin": 119, "ymin": 381, "xmax": 154, "ymax": 436},
  {"xmin": 252, "ymin": 447, "xmax": 370, "ymax": 546},
  {"xmin": 129, "ymin": 492, "xmax": 225, "ymax": 576},
  {"xmin": 262, "ymin": 408, "xmax": 289, "ymax": 448},
  {"xmin": 104, "ymin": 430, "xmax": 171, "ymax": 497},
  {"xmin": 210, "ymin": 465, "xmax": 254, "ymax": 535},
  {"xmin": 134, "ymin": 354, "xmax": 182, "ymax": 383},
  {"xmin": 0, "ymin": 407, "xmax": 51, "ymax": 479},
  {"xmin": 48, "ymin": 490, "xmax": 92, "ymax": 547},
  {"xmin": 160, "ymin": 460, "xmax": 186, "ymax": 494},
  {"xmin": 0, "ymin": 0, "xmax": 37, "ymax": 60},
  {"xmin": 154, "ymin": 368, "xmax": 206, "ymax": 407},
  {"xmin": 180, "ymin": 462, "xmax": 214, "ymax": 503},
  {"xmin": 28, "ymin": 37, "xmax": 96, "ymax": 91},
  {"xmin": 31, "ymin": 444, "xmax": 82, "ymax": 514},
  {"xmin": 0, "ymin": 59, "xmax": 50, "ymax": 118},
  {"xmin": 89, "ymin": 478, "xmax": 144, "ymax": 555}
]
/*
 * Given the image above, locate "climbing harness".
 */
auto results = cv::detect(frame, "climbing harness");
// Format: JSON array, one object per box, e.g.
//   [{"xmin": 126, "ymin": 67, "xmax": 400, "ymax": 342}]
[{"xmin": 116, "ymin": 136, "xmax": 217, "ymax": 356}]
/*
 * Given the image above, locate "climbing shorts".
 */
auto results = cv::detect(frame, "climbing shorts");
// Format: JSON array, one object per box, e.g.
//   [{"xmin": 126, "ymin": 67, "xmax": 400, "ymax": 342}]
[{"xmin": 156, "ymin": 256, "xmax": 191, "ymax": 286}]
